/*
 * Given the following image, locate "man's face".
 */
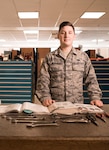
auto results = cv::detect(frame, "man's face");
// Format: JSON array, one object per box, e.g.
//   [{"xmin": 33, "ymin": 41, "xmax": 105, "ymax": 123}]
[{"xmin": 58, "ymin": 25, "xmax": 75, "ymax": 47}]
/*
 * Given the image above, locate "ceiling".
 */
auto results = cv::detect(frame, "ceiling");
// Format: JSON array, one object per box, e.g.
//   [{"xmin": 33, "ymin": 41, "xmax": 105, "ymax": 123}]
[{"xmin": 0, "ymin": 0, "xmax": 109, "ymax": 52}]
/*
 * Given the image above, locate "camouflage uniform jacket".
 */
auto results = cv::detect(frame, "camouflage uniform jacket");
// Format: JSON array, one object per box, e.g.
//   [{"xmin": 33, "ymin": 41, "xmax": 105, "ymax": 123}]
[{"xmin": 36, "ymin": 48, "xmax": 102, "ymax": 103}]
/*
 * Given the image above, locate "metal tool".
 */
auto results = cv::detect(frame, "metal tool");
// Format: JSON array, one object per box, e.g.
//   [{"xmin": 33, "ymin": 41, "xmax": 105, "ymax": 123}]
[
  {"xmin": 6, "ymin": 116, "xmax": 45, "ymax": 121},
  {"xmin": 26, "ymin": 122, "xmax": 59, "ymax": 128},
  {"xmin": 1, "ymin": 112, "xmax": 35, "ymax": 118},
  {"xmin": 11, "ymin": 119, "xmax": 56, "ymax": 124},
  {"xmin": 52, "ymin": 113, "xmax": 85, "ymax": 119},
  {"xmin": 96, "ymin": 113, "xmax": 106, "ymax": 122},
  {"xmin": 61, "ymin": 118, "xmax": 89, "ymax": 123},
  {"xmin": 104, "ymin": 112, "xmax": 109, "ymax": 118},
  {"xmin": 86, "ymin": 113, "xmax": 98, "ymax": 126}
]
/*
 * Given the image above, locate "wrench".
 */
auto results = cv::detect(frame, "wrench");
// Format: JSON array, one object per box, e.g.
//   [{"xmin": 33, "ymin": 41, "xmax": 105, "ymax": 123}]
[
  {"xmin": 11, "ymin": 119, "xmax": 56, "ymax": 124},
  {"xmin": 26, "ymin": 123, "xmax": 59, "ymax": 127}
]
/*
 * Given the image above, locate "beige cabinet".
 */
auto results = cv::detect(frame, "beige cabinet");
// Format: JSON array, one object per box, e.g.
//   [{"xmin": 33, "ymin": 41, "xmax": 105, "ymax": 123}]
[{"xmin": 36, "ymin": 48, "xmax": 50, "ymax": 76}]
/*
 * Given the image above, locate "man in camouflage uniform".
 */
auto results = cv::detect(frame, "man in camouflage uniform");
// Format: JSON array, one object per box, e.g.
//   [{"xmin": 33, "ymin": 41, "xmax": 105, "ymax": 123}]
[{"xmin": 35, "ymin": 21, "xmax": 103, "ymax": 107}]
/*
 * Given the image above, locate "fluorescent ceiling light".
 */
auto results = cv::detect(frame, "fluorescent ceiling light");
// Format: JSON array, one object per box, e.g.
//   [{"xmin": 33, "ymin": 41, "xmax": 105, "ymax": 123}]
[
  {"xmin": 0, "ymin": 39, "xmax": 6, "ymax": 42},
  {"xmin": 81, "ymin": 12, "xmax": 105, "ymax": 19},
  {"xmin": 13, "ymin": 48, "xmax": 20, "ymax": 50},
  {"xmin": 27, "ymin": 39, "xmax": 38, "ymax": 42},
  {"xmin": 23, "ymin": 30, "xmax": 39, "ymax": 34},
  {"xmin": 75, "ymin": 30, "xmax": 82, "ymax": 34},
  {"xmin": 2, "ymin": 44, "xmax": 12, "ymax": 47},
  {"xmin": 92, "ymin": 39, "xmax": 104, "ymax": 42},
  {"xmin": 18, "ymin": 12, "xmax": 39, "ymax": 19}
]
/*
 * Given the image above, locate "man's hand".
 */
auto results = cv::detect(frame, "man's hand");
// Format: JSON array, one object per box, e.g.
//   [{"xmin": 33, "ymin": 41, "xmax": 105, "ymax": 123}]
[
  {"xmin": 42, "ymin": 99, "xmax": 55, "ymax": 107},
  {"xmin": 90, "ymin": 100, "xmax": 103, "ymax": 107}
]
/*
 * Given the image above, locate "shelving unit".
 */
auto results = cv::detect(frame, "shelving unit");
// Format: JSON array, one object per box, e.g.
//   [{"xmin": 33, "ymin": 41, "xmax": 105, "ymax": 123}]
[
  {"xmin": 0, "ymin": 61, "xmax": 34, "ymax": 104},
  {"xmin": 84, "ymin": 61, "xmax": 109, "ymax": 104}
]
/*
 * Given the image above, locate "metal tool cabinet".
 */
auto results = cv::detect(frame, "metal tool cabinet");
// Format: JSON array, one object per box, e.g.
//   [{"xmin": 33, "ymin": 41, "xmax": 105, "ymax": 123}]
[
  {"xmin": 84, "ymin": 61, "xmax": 109, "ymax": 104},
  {"xmin": 0, "ymin": 61, "xmax": 34, "ymax": 103}
]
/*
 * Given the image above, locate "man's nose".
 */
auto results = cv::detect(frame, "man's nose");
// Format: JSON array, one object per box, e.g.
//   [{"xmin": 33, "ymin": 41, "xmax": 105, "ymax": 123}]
[{"xmin": 65, "ymin": 32, "xmax": 68, "ymax": 37}]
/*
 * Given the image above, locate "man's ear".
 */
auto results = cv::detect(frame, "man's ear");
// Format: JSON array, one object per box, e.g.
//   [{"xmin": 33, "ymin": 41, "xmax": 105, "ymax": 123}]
[{"xmin": 57, "ymin": 32, "xmax": 59, "ymax": 39}]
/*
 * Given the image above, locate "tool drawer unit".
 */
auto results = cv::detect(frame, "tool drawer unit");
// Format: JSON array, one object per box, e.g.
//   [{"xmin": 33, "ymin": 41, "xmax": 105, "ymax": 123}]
[
  {"xmin": 0, "ymin": 61, "xmax": 33, "ymax": 104},
  {"xmin": 84, "ymin": 61, "xmax": 109, "ymax": 104}
]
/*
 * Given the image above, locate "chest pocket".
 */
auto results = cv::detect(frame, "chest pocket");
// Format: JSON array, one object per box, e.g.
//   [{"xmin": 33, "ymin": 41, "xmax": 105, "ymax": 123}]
[
  {"xmin": 72, "ymin": 61, "xmax": 85, "ymax": 72},
  {"xmin": 49, "ymin": 63, "xmax": 63, "ymax": 72}
]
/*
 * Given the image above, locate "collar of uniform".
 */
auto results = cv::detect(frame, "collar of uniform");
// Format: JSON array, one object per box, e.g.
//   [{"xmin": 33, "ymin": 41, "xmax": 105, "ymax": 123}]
[
  {"xmin": 54, "ymin": 47, "xmax": 78, "ymax": 56},
  {"xmin": 54, "ymin": 47, "xmax": 63, "ymax": 57},
  {"xmin": 72, "ymin": 48, "xmax": 78, "ymax": 55},
  {"xmin": 57, "ymin": 47, "xmax": 74, "ymax": 55}
]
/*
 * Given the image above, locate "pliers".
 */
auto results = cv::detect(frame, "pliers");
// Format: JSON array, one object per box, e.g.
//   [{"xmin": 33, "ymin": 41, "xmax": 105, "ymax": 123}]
[
  {"xmin": 104, "ymin": 112, "xmax": 109, "ymax": 118},
  {"xmin": 96, "ymin": 113, "xmax": 106, "ymax": 122},
  {"xmin": 86, "ymin": 113, "xmax": 98, "ymax": 126}
]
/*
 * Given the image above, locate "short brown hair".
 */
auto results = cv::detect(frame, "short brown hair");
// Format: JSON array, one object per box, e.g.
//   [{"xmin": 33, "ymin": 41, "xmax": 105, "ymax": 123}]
[{"xmin": 59, "ymin": 21, "xmax": 75, "ymax": 33}]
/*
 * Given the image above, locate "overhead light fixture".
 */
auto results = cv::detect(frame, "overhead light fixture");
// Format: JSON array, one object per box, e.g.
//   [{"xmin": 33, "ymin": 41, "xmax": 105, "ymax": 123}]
[
  {"xmin": 27, "ymin": 39, "xmax": 38, "ymax": 42},
  {"xmin": 23, "ymin": 30, "xmax": 39, "ymax": 34},
  {"xmin": 2, "ymin": 44, "xmax": 12, "ymax": 47},
  {"xmin": 81, "ymin": 12, "xmax": 105, "ymax": 19},
  {"xmin": 0, "ymin": 39, "xmax": 6, "ymax": 42},
  {"xmin": 75, "ymin": 30, "xmax": 82, "ymax": 34},
  {"xmin": 92, "ymin": 39, "xmax": 104, "ymax": 42},
  {"xmin": 18, "ymin": 12, "xmax": 39, "ymax": 19}
]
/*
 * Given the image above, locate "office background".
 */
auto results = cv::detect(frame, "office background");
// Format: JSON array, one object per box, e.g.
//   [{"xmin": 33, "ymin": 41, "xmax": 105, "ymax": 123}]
[
  {"xmin": 0, "ymin": 0, "xmax": 109, "ymax": 58},
  {"xmin": 0, "ymin": 0, "xmax": 109, "ymax": 104}
]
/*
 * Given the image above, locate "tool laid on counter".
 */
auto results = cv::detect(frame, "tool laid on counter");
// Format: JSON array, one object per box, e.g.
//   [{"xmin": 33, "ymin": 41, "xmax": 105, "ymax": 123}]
[
  {"xmin": 6, "ymin": 116, "xmax": 46, "ymax": 121},
  {"xmin": 104, "ymin": 112, "xmax": 109, "ymax": 118},
  {"xmin": 1, "ymin": 111, "xmax": 109, "ymax": 128},
  {"xmin": 61, "ymin": 118, "xmax": 89, "ymax": 123},
  {"xmin": 1, "ymin": 112, "xmax": 50, "ymax": 121},
  {"xmin": 1, "ymin": 112, "xmax": 35, "ymax": 118},
  {"xmin": 11, "ymin": 119, "xmax": 56, "ymax": 124},
  {"xmin": 86, "ymin": 113, "xmax": 98, "ymax": 126},
  {"xmin": 1, "ymin": 112, "xmax": 59, "ymax": 127},
  {"xmin": 96, "ymin": 113, "xmax": 106, "ymax": 123},
  {"xmin": 26, "ymin": 122, "xmax": 59, "ymax": 128},
  {"xmin": 53, "ymin": 113, "xmax": 89, "ymax": 123},
  {"xmin": 51, "ymin": 113, "xmax": 86, "ymax": 119},
  {"xmin": 95, "ymin": 112, "xmax": 109, "ymax": 123}
]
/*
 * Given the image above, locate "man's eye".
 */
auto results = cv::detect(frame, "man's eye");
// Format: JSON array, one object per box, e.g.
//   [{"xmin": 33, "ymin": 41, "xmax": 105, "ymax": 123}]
[
  {"xmin": 69, "ymin": 32, "xmax": 73, "ymax": 34},
  {"xmin": 61, "ymin": 32, "xmax": 65, "ymax": 34}
]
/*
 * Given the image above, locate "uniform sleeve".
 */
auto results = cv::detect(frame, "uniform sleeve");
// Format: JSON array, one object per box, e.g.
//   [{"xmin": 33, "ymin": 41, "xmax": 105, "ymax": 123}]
[
  {"xmin": 83, "ymin": 53, "xmax": 102, "ymax": 101},
  {"xmin": 35, "ymin": 56, "xmax": 52, "ymax": 102}
]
